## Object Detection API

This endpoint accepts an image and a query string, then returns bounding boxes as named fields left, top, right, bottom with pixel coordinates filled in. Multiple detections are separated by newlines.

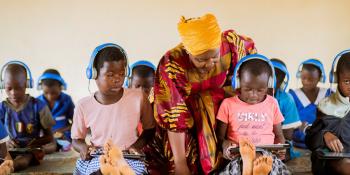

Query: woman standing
left=148, top=13, right=256, bottom=174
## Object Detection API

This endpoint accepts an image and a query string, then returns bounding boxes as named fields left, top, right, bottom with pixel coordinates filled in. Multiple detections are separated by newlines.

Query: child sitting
left=289, top=58, right=332, bottom=148
left=71, top=43, right=155, bottom=175
left=216, top=54, right=290, bottom=175
left=128, top=60, right=156, bottom=135
left=0, top=121, right=13, bottom=175
left=37, top=69, right=75, bottom=151
left=0, top=61, right=56, bottom=171
left=306, top=50, right=350, bottom=175
left=271, top=58, right=301, bottom=141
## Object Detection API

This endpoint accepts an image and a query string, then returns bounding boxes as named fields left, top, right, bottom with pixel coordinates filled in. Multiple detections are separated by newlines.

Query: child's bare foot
left=239, top=138, right=256, bottom=175
left=100, top=140, right=134, bottom=175
left=0, top=160, right=14, bottom=175
left=253, top=156, right=273, bottom=175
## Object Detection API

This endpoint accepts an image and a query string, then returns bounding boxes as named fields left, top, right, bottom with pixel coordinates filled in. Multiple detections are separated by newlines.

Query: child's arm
left=0, top=143, right=7, bottom=160
left=216, top=120, right=228, bottom=152
left=72, top=139, right=92, bottom=160
left=129, top=93, right=155, bottom=151
left=273, top=123, right=285, bottom=144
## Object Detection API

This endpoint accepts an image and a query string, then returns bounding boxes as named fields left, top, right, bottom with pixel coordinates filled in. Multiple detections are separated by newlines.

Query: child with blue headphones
left=127, top=60, right=156, bottom=135
left=289, top=58, right=332, bottom=148
left=271, top=58, right=302, bottom=161
left=306, top=50, right=350, bottom=175
left=71, top=43, right=155, bottom=175
left=271, top=58, right=301, bottom=140
left=216, top=54, right=290, bottom=175
left=37, top=69, right=75, bottom=151
left=0, top=61, right=56, bottom=171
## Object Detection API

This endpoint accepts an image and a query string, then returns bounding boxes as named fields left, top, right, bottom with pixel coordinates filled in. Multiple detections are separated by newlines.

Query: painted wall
left=0, top=0, right=349, bottom=101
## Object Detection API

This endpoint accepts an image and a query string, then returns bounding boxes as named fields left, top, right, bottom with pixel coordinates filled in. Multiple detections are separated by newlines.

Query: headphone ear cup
left=91, top=68, right=97, bottom=79
left=235, top=76, right=240, bottom=89
left=296, top=71, right=301, bottom=79
left=0, top=81, right=4, bottom=89
left=26, top=79, right=33, bottom=88
left=333, top=72, right=338, bottom=83
left=268, top=77, right=273, bottom=88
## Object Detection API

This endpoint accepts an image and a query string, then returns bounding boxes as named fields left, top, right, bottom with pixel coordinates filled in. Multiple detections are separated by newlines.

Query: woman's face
left=189, top=48, right=220, bottom=74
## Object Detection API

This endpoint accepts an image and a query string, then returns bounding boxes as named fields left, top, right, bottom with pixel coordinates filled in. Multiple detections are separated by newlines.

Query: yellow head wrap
left=177, top=13, right=221, bottom=56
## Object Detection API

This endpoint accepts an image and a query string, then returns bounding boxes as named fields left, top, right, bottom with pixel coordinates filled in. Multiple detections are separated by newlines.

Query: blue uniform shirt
left=275, top=89, right=302, bottom=129
left=0, top=121, right=9, bottom=144
left=38, top=92, right=74, bottom=140
left=0, top=95, right=55, bottom=147
left=289, top=88, right=332, bottom=148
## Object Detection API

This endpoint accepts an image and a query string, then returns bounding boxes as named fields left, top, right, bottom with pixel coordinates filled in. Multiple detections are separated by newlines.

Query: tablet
left=229, top=144, right=290, bottom=154
left=316, top=149, right=350, bottom=159
left=8, top=147, right=42, bottom=153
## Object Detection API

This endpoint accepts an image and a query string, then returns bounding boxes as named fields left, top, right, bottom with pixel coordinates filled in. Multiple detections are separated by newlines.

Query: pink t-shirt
left=71, top=88, right=143, bottom=149
left=217, top=95, right=284, bottom=145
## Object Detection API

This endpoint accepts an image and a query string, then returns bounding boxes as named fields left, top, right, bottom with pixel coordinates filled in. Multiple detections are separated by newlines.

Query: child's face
left=338, top=71, right=350, bottom=98
left=274, top=68, right=285, bottom=90
left=130, top=74, right=154, bottom=96
left=300, top=69, right=320, bottom=90
left=96, top=60, right=126, bottom=95
left=42, top=84, right=61, bottom=103
left=239, top=71, right=269, bottom=104
left=4, top=74, right=27, bottom=106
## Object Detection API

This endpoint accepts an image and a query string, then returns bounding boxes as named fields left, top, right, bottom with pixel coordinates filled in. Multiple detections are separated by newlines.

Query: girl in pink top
left=216, top=54, right=290, bottom=175
left=71, top=43, right=155, bottom=175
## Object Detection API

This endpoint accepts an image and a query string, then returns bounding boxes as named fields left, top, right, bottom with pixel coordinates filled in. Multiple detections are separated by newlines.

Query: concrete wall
left=0, top=0, right=349, bottom=101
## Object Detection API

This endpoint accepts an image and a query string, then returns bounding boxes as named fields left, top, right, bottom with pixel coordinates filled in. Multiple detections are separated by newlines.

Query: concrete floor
left=12, top=148, right=313, bottom=174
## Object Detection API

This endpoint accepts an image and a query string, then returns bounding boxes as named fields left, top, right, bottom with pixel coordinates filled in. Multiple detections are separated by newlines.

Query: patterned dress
left=146, top=30, right=256, bottom=174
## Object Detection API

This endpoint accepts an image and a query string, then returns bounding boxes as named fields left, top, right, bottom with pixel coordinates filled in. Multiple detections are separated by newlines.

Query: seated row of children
left=0, top=43, right=348, bottom=174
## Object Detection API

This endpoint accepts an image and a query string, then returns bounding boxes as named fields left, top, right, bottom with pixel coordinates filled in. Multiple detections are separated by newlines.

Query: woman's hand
left=324, top=132, right=343, bottom=153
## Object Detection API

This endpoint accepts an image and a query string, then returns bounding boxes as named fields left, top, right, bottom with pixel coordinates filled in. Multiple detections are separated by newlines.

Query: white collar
left=294, top=88, right=328, bottom=107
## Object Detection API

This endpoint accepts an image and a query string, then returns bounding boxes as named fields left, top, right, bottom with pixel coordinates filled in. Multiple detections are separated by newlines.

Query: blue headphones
left=296, top=59, right=326, bottom=83
left=86, top=43, right=129, bottom=80
left=232, top=54, right=276, bottom=89
left=125, top=60, right=156, bottom=87
left=271, top=60, right=290, bottom=91
left=0, top=60, right=33, bottom=89
left=37, top=73, right=67, bottom=90
left=329, top=49, right=350, bottom=84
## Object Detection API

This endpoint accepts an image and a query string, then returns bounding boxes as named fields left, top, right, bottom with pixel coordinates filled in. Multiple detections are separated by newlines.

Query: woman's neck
left=94, top=89, right=124, bottom=105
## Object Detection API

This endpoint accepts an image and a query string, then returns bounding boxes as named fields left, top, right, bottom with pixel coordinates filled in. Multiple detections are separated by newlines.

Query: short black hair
left=239, top=59, right=272, bottom=78
left=93, top=47, right=127, bottom=77
left=41, top=69, right=61, bottom=87
left=4, top=64, right=27, bottom=80
left=132, top=65, right=155, bottom=78
left=302, top=60, right=322, bottom=78
left=336, top=52, right=350, bottom=75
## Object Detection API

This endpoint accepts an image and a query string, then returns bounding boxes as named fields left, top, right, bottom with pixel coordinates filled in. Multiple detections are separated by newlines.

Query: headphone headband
left=296, top=58, right=326, bottom=83
left=37, top=73, right=67, bottom=90
left=86, top=43, right=129, bottom=80
left=232, top=54, right=276, bottom=89
left=0, top=60, right=33, bottom=89
left=329, top=49, right=350, bottom=83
